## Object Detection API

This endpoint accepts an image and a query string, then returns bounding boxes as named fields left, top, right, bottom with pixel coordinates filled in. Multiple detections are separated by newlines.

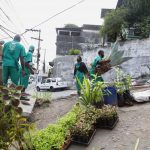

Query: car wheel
left=50, top=86, right=53, bottom=92
left=36, top=86, right=40, bottom=91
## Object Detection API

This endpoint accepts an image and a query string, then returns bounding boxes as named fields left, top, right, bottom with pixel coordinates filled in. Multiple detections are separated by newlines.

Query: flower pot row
left=70, top=117, right=119, bottom=146
left=31, top=105, right=119, bottom=150
left=95, top=116, right=119, bottom=129
left=70, top=105, right=119, bottom=146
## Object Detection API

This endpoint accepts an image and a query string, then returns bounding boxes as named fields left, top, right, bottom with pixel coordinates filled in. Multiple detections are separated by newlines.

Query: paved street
left=26, top=82, right=77, bottom=100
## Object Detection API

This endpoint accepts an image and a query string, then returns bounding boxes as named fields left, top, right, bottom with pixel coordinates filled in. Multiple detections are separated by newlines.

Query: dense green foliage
left=0, top=85, right=33, bottom=150
left=101, top=8, right=128, bottom=42
left=31, top=124, right=70, bottom=150
left=68, top=48, right=81, bottom=55
left=123, top=0, right=150, bottom=23
left=101, top=0, right=150, bottom=41
left=77, top=77, right=106, bottom=106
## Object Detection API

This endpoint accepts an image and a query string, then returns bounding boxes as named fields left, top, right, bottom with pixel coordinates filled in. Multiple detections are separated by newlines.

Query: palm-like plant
left=77, top=76, right=106, bottom=107
left=109, top=41, right=132, bottom=67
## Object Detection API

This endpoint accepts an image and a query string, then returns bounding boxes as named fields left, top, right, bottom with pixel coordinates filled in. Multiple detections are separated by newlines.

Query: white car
left=36, top=78, right=69, bottom=91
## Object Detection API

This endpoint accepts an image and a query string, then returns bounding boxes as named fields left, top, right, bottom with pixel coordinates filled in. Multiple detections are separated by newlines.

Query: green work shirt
left=2, top=40, right=25, bottom=67
left=90, top=55, right=102, bottom=75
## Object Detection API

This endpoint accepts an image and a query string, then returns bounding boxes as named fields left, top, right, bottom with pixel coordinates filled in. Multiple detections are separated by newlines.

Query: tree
left=101, top=0, right=150, bottom=42
left=140, top=16, right=150, bottom=38
left=101, top=8, right=128, bottom=42
left=123, top=0, right=150, bottom=24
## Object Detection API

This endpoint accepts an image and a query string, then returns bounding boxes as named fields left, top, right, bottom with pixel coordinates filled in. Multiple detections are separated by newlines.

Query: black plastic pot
left=106, top=117, right=115, bottom=126
left=96, top=116, right=119, bottom=129
left=123, top=90, right=135, bottom=102
left=117, top=93, right=125, bottom=107
left=71, top=129, right=96, bottom=145
left=96, top=118, right=107, bottom=127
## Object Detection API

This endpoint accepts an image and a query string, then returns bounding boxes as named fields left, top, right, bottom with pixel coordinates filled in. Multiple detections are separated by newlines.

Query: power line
left=0, top=25, right=17, bottom=34
left=0, top=7, right=12, bottom=22
left=21, top=0, right=85, bottom=35
left=0, top=27, right=13, bottom=39
left=0, top=5, right=29, bottom=47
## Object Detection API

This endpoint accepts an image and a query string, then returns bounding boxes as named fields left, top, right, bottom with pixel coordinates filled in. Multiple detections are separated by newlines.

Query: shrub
left=68, top=49, right=81, bottom=55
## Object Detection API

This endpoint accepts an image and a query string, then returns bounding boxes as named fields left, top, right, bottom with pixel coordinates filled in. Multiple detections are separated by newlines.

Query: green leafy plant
left=101, top=105, right=118, bottom=119
left=31, top=124, right=70, bottom=150
left=30, top=104, right=83, bottom=150
left=114, top=67, right=132, bottom=93
left=57, top=109, right=78, bottom=131
left=71, top=121, right=94, bottom=137
left=32, top=92, right=52, bottom=106
left=68, top=48, right=81, bottom=55
left=77, top=76, right=106, bottom=107
left=0, top=84, right=33, bottom=150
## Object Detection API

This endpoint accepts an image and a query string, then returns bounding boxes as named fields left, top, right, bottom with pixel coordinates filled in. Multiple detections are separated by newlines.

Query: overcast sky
left=0, top=0, right=117, bottom=67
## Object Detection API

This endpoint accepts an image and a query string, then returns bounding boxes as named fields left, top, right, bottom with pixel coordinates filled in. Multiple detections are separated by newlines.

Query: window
left=51, top=79, right=56, bottom=82
left=46, top=79, right=51, bottom=83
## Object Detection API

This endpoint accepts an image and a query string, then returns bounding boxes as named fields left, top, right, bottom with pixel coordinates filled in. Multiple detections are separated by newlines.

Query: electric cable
left=0, top=27, right=13, bottom=38
left=0, top=25, right=17, bottom=34
left=21, top=0, right=85, bottom=35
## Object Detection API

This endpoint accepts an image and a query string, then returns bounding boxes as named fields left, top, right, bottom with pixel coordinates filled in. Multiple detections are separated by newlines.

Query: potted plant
left=95, top=105, right=118, bottom=129
left=122, top=75, right=134, bottom=105
left=71, top=120, right=96, bottom=145
left=31, top=124, right=71, bottom=150
left=77, top=77, right=106, bottom=108
left=115, top=81, right=125, bottom=107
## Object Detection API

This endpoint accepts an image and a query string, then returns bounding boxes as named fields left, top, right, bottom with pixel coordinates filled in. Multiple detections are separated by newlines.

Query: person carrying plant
left=90, top=50, right=105, bottom=82
left=19, top=45, right=35, bottom=98
left=90, top=50, right=111, bottom=82
left=74, top=56, right=89, bottom=96
left=2, top=35, right=25, bottom=85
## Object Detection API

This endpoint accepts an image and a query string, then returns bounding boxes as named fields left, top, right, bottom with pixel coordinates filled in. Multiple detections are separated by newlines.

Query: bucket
left=103, top=86, right=118, bottom=106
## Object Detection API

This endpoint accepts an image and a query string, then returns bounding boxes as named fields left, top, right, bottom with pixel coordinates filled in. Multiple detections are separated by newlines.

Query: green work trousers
left=2, top=66, right=19, bottom=85
left=20, top=74, right=29, bottom=89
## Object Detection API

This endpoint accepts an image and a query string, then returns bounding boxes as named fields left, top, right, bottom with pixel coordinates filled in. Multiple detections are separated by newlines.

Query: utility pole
left=43, top=49, right=46, bottom=73
left=26, top=29, right=43, bottom=71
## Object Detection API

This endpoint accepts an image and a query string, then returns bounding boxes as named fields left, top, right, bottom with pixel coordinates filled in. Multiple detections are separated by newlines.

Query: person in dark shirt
left=74, top=56, right=89, bottom=95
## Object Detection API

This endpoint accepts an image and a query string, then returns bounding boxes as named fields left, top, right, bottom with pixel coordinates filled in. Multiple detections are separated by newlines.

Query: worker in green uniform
left=74, top=56, right=89, bottom=95
left=90, top=50, right=104, bottom=82
left=20, top=45, right=35, bottom=94
left=2, top=35, right=25, bottom=85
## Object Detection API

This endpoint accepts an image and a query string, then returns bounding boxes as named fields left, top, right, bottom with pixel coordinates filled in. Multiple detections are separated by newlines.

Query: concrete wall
left=52, top=55, right=76, bottom=81
left=102, top=38, right=150, bottom=81
left=53, top=38, right=150, bottom=83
